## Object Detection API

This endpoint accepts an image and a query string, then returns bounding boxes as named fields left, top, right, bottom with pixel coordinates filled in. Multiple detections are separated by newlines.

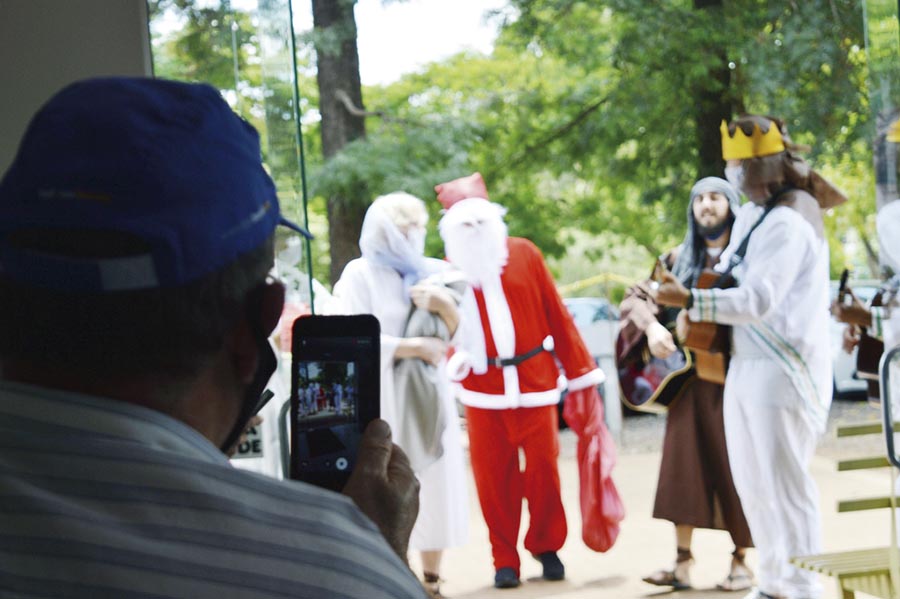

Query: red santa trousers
left=465, top=404, right=567, bottom=574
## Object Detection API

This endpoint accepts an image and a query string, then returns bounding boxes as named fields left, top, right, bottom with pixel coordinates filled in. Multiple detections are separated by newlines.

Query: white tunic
left=689, top=201, right=831, bottom=599
left=332, top=257, right=469, bottom=551
left=690, top=202, right=833, bottom=432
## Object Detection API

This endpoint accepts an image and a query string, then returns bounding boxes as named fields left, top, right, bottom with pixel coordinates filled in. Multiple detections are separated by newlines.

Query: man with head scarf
left=435, top=173, right=617, bottom=589
left=658, top=115, right=847, bottom=599
left=620, top=177, right=753, bottom=592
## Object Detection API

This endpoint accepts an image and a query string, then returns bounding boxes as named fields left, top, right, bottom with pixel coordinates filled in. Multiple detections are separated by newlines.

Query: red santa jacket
left=456, top=237, right=604, bottom=409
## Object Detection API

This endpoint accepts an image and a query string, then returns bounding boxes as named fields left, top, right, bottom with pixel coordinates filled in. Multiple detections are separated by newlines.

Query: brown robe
left=619, top=255, right=753, bottom=547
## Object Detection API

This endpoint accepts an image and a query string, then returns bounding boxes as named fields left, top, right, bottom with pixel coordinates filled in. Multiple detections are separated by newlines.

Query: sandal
left=423, top=571, right=444, bottom=598
left=716, top=550, right=754, bottom=592
left=642, top=547, right=693, bottom=590
left=642, top=569, right=692, bottom=590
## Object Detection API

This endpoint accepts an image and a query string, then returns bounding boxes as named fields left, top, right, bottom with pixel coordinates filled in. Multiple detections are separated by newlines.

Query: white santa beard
left=443, top=218, right=509, bottom=288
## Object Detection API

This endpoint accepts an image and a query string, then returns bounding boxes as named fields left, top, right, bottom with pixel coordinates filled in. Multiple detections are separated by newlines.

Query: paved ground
left=420, top=398, right=892, bottom=598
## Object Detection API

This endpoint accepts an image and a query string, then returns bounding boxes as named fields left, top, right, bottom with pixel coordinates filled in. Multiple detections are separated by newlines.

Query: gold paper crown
left=720, top=120, right=786, bottom=160
left=887, top=119, right=900, bottom=143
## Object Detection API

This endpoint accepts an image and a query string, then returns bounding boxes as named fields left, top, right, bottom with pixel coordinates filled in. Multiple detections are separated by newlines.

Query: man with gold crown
left=657, top=115, right=847, bottom=599
left=434, top=173, right=618, bottom=589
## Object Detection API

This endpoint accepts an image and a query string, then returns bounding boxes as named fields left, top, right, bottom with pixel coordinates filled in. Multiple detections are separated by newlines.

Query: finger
left=354, top=419, right=393, bottom=478
left=662, top=271, right=678, bottom=284
left=386, top=443, right=420, bottom=490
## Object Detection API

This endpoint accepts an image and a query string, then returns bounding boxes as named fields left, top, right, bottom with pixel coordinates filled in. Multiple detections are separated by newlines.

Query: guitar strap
left=714, top=186, right=830, bottom=431
left=713, top=186, right=795, bottom=288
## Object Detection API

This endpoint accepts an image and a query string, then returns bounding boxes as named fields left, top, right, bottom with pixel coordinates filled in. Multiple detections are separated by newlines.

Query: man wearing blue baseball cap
left=0, top=77, right=427, bottom=598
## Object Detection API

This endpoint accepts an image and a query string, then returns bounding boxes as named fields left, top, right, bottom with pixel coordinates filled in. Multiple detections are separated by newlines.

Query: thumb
left=662, top=271, right=678, bottom=284
left=354, top=419, right=393, bottom=477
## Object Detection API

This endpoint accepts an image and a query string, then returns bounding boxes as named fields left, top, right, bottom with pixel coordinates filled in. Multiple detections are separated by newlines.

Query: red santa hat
left=434, top=172, right=489, bottom=209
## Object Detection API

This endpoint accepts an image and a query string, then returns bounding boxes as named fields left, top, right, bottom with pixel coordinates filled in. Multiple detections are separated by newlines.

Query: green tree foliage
left=150, top=0, right=319, bottom=277
left=315, top=0, right=871, bottom=281
left=498, top=0, right=868, bottom=262
left=151, top=0, right=875, bottom=286
left=149, top=0, right=262, bottom=99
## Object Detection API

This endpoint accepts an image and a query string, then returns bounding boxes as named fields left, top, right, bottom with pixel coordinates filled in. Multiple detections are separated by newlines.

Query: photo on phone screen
left=290, top=315, right=379, bottom=491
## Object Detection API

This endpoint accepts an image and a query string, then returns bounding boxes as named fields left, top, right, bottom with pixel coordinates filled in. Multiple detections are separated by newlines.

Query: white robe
left=689, top=202, right=831, bottom=599
left=331, top=257, right=469, bottom=551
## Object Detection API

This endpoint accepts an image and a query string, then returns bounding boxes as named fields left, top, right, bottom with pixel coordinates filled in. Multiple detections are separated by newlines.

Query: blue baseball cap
left=0, top=77, right=311, bottom=291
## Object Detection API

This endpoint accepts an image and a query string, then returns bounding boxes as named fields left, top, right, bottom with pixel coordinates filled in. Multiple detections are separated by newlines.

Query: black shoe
left=536, top=551, right=565, bottom=581
left=494, top=567, right=521, bottom=589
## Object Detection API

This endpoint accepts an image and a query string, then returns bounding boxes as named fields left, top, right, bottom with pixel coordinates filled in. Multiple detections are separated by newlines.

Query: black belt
left=489, top=342, right=548, bottom=368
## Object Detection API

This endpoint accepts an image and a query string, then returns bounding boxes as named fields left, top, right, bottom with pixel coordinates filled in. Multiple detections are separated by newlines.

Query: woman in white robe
left=331, top=192, right=468, bottom=596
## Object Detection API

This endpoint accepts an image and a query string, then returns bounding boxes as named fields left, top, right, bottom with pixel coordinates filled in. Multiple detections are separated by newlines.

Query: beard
left=695, top=213, right=734, bottom=240
left=441, top=204, right=509, bottom=288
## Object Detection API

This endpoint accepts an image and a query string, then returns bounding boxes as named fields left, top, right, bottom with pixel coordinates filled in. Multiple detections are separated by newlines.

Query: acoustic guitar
left=682, top=269, right=734, bottom=385
left=616, top=258, right=696, bottom=413
left=616, top=330, right=694, bottom=413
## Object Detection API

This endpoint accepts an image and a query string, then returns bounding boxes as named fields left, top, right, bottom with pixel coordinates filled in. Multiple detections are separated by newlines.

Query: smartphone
left=290, top=314, right=380, bottom=491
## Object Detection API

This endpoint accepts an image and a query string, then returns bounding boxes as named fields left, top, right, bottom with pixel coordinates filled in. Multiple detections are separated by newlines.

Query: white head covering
left=358, top=192, right=429, bottom=290
left=670, top=177, right=742, bottom=286
left=878, top=200, right=900, bottom=273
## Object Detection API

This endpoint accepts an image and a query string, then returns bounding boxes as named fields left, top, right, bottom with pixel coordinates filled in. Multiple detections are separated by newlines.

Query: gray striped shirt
left=0, top=381, right=427, bottom=599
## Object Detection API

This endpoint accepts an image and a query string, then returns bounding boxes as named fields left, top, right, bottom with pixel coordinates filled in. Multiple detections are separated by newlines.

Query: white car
left=558, top=297, right=620, bottom=426
left=830, top=281, right=880, bottom=399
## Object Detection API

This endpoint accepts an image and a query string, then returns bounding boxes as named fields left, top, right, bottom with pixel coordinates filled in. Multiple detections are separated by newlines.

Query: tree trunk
left=311, top=0, right=366, bottom=285
left=692, top=0, right=732, bottom=179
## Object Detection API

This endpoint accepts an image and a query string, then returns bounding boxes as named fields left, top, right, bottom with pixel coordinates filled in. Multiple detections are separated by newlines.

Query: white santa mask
left=439, top=198, right=509, bottom=288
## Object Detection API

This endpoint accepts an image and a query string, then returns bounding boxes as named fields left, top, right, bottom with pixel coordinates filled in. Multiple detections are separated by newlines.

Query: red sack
left=562, top=386, right=625, bottom=552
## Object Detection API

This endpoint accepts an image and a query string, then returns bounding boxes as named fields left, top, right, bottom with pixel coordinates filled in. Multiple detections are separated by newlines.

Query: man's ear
left=228, top=280, right=285, bottom=385
left=258, top=280, right=286, bottom=337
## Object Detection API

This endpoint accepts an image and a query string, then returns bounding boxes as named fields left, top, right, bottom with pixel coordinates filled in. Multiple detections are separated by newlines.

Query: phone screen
left=290, top=316, right=379, bottom=491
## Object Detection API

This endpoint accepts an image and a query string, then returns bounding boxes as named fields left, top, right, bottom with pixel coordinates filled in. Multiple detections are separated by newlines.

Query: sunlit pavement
left=420, top=425, right=890, bottom=599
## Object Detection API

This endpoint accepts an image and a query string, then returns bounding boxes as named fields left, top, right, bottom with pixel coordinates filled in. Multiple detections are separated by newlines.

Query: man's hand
left=410, top=284, right=460, bottom=336
left=343, top=420, right=420, bottom=561
left=413, top=336, right=449, bottom=366
left=831, top=288, right=872, bottom=328
left=394, top=336, right=449, bottom=365
left=656, top=272, right=691, bottom=308
left=410, top=284, right=455, bottom=315
left=842, top=324, right=861, bottom=355
left=646, top=321, right=676, bottom=359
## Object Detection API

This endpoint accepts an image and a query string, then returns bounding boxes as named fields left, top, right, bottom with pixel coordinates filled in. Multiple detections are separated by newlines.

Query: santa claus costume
left=436, top=173, right=605, bottom=588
